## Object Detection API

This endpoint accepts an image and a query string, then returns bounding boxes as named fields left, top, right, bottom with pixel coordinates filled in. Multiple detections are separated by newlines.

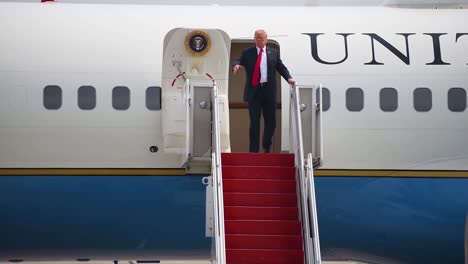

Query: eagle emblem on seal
left=185, top=30, right=211, bottom=57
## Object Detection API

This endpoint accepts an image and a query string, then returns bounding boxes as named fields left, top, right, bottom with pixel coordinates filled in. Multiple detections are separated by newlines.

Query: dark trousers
left=248, top=84, right=276, bottom=153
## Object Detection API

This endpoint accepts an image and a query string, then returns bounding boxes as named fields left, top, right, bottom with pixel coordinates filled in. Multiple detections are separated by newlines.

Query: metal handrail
left=290, top=84, right=305, bottom=179
left=289, top=84, right=310, bottom=263
left=306, top=153, right=322, bottom=264
left=289, top=84, right=321, bottom=264
left=211, top=81, right=226, bottom=264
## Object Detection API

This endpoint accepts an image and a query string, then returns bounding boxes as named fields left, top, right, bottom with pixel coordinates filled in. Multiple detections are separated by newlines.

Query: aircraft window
left=448, top=88, right=467, bottom=112
left=380, top=88, right=398, bottom=112
left=414, top=88, right=432, bottom=112
left=113, top=86, right=130, bottom=110
left=43, top=85, right=62, bottom=110
left=78, top=86, right=96, bottom=110
left=346, top=87, right=364, bottom=112
left=146, top=86, right=162, bottom=110
left=316, top=87, right=330, bottom=111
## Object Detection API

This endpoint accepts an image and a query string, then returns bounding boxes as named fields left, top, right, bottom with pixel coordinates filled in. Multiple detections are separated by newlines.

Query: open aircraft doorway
left=229, top=38, right=282, bottom=153
left=229, top=40, right=282, bottom=153
left=161, top=28, right=231, bottom=168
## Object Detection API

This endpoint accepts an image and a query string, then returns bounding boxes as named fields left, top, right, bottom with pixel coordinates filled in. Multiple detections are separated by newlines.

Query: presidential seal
left=185, top=30, right=211, bottom=57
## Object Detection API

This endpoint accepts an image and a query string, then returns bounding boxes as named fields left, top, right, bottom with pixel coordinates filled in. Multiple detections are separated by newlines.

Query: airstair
left=205, top=83, right=323, bottom=264
left=159, top=27, right=324, bottom=264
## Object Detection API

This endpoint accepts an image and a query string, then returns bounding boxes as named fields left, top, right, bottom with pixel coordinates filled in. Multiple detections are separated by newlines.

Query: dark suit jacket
left=235, top=46, right=292, bottom=103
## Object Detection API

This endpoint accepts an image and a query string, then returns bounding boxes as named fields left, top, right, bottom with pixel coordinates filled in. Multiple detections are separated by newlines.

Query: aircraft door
left=161, top=28, right=231, bottom=165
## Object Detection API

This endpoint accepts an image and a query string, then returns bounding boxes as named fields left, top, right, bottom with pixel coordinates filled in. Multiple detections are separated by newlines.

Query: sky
left=0, top=0, right=467, bottom=6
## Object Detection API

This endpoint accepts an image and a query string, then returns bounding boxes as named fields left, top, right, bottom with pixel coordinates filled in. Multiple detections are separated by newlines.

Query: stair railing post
left=211, top=81, right=226, bottom=264
left=311, top=83, right=323, bottom=168
left=316, top=84, right=323, bottom=167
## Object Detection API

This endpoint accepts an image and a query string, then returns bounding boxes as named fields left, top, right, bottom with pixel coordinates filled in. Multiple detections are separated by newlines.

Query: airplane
left=0, top=1, right=467, bottom=264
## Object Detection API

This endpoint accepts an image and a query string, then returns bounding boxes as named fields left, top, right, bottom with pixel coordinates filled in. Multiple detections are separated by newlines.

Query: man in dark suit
left=233, top=29, right=295, bottom=153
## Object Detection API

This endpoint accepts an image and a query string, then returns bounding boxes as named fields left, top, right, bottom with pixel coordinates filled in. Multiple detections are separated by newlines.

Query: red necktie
left=251, top=48, right=263, bottom=87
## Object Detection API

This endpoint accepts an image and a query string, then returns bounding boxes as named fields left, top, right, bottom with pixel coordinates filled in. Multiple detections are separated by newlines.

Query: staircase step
left=221, top=152, right=304, bottom=263
left=225, top=206, right=298, bottom=220
left=226, top=234, right=303, bottom=250
left=226, top=249, right=304, bottom=264
left=222, top=152, right=294, bottom=167
left=225, top=220, right=301, bottom=235
left=224, top=193, right=297, bottom=207
left=223, top=179, right=296, bottom=193
left=223, top=166, right=295, bottom=180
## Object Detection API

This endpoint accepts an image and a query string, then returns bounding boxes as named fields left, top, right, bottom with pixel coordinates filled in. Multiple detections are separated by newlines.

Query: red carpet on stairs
left=221, top=152, right=304, bottom=264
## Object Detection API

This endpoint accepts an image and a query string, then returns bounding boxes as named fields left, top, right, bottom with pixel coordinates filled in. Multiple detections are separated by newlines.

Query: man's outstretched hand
left=233, top=65, right=241, bottom=74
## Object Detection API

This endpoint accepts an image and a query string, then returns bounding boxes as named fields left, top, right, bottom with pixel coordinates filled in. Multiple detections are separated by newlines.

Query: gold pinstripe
left=315, top=169, right=468, bottom=178
left=0, top=168, right=186, bottom=176
left=0, top=168, right=467, bottom=177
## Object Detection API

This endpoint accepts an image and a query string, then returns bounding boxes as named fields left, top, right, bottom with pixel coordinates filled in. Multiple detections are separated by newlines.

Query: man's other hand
left=288, top=78, right=296, bottom=85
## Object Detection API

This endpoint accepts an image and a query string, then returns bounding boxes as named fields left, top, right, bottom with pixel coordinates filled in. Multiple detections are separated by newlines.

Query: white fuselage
left=0, top=2, right=467, bottom=170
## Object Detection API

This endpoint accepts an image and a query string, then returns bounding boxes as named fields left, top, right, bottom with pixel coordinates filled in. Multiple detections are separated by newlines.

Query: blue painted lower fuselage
left=0, top=175, right=466, bottom=264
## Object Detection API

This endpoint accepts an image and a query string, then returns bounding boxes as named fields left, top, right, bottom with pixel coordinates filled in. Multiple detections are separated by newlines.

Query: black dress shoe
left=264, top=149, right=270, bottom=153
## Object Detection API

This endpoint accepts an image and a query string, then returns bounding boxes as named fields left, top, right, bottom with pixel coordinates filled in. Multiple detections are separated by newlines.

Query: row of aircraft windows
left=43, top=85, right=162, bottom=110
left=317, top=87, right=467, bottom=112
left=43, top=85, right=467, bottom=113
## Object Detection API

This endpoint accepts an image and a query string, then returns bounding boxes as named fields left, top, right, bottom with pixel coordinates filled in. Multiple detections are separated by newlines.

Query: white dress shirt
left=256, top=46, right=268, bottom=83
